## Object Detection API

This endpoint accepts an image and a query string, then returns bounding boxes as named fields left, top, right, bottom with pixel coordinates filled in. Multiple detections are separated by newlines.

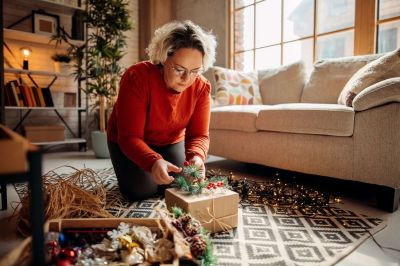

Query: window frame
left=229, top=0, right=400, bottom=70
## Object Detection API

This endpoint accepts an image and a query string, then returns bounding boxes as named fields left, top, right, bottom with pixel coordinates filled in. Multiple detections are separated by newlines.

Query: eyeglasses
left=169, top=62, right=203, bottom=79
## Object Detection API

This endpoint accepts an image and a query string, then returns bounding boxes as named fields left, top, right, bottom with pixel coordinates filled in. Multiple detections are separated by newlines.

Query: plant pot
left=91, top=131, right=110, bottom=158
left=54, top=62, right=71, bottom=75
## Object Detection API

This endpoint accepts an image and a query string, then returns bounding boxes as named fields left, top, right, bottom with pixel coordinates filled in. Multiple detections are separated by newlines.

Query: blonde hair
left=146, top=20, right=217, bottom=71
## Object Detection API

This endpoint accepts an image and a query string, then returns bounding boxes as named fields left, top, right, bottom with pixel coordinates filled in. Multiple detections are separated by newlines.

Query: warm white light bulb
left=22, top=49, right=30, bottom=59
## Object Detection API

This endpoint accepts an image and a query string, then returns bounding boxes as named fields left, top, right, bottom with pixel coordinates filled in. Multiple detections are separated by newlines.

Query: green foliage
left=50, top=0, right=132, bottom=100
left=176, top=176, right=190, bottom=192
left=51, top=0, right=132, bottom=131
left=200, top=238, right=218, bottom=266
left=171, top=206, right=184, bottom=218
left=169, top=208, right=217, bottom=265
left=50, top=26, right=86, bottom=81
left=175, top=164, right=210, bottom=195
left=199, top=226, right=209, bottom=236
left=85, top=0, right=132, bottom=99
left=51, top=53, right=71, bottom=63
left=183, top=164, right=202, bottom=179
left=190, top=181, right=209, bottom=195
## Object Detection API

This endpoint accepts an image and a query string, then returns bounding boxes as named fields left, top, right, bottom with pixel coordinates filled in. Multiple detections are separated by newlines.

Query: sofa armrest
left=352, top=77, right=400, bottom=111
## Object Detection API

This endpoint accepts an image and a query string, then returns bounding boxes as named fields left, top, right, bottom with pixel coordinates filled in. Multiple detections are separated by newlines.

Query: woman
left=107, top=20, right=217, bottom=201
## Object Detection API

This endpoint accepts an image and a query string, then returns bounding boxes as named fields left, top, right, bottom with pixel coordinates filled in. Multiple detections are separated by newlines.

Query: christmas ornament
left=175, top=163, right=208, bottom=194
left=170, top=207, right=217, bottom=265
left=175, top=163, right=229, bottom=195
left=189, top=235, right=207, bottom=258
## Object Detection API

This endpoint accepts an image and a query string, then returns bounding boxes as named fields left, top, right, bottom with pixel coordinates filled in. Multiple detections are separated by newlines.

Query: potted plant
left=51, top=25, right=86, bottom=81
left=51, top=0, right=131, bottom=158
left=51, top=53, right=72, bottom=74
left=85, top=0, right=131, bottom=158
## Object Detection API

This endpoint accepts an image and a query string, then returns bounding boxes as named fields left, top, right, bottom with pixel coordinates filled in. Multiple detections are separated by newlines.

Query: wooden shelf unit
left=4, top=67, right=72, bottom=77
left=32, top=137, right=86, bottom=146
left=9, top=0, right=85, bottom=15
left=3, top=28, right=85, bottom=48
left=2, top=0, right=88, bottom=151
left=39, top=0, right=85, bottom=13
left=3, top=68, right=88, bottom=150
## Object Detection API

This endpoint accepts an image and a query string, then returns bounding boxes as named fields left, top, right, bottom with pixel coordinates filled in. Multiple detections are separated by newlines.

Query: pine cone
left=171, top=219, right=183, bottom=232
left=190, top=235, right=207, bottom=258
left=184, top=225, right=199, bottom=237
left=179, top=215, right=192, bottom=227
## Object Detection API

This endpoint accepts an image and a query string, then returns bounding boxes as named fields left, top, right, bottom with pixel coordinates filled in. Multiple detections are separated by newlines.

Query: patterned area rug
left=16, top=167, right=387, bottom=266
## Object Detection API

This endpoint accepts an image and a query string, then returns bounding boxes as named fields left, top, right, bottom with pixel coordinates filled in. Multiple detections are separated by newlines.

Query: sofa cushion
left=256, top=103, right=355, bottom=136
left=211, top=66, right=262, bottom=106
left=210, top=105, right=268, bottom=132
left=338, top=48, right=400, bottom=106
left=301, top=54, right=381, bottom=104
left=352, top=77, right=400, bottom=111
left=258, top=61, right=306, bottom=105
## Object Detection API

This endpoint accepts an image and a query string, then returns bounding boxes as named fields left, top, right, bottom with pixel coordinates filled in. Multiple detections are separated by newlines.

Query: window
left=231, top=0, right=400, bottom=71
left=377, top=0, right=400, bottom=53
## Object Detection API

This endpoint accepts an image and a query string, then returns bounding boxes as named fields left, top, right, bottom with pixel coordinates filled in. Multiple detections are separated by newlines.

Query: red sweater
left=107, top=61, right=211, bottom=172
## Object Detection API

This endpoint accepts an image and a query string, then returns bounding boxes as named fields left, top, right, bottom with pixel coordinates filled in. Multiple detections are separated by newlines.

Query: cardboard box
left=23, top=125, right=65, bottom=142
left=165, top=188, right=239, bottom=233
left=47, top=218, right=180, bottom=266
left=0, top=218, right=180, bottom=266
left=0, top=125, right=31, bottom=174
left=47, top=218, right=164, bottom=233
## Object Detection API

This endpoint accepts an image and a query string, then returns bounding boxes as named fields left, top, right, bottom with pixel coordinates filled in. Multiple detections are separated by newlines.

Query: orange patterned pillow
left=212, top=67, right=262, bottom=106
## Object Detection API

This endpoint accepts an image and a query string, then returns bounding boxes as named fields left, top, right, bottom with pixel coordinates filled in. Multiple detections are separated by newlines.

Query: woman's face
left=163, top=48, right=203, bottom=93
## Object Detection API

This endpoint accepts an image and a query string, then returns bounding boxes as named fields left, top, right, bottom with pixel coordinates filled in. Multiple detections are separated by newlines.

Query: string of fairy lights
left=206, top=169, right=342, bottom=214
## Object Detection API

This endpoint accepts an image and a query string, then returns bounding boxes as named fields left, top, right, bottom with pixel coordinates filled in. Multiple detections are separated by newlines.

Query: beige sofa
left=209, top=53, right=400, bottom=212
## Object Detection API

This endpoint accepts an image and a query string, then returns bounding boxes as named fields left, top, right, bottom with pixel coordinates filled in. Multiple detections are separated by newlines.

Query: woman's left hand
left=189, top=155, right=205, bottom=181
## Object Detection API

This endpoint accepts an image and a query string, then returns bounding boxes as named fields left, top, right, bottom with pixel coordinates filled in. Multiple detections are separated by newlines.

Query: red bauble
left=56, top=258, right=72, bottom=266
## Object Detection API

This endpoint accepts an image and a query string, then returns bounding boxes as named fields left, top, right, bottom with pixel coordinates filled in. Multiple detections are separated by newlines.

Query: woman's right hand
left=151, top=159, right=182, bottom=185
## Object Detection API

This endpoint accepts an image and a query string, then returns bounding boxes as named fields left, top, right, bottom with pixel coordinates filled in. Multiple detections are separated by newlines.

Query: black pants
left=107, top=140, right=185, bottom=201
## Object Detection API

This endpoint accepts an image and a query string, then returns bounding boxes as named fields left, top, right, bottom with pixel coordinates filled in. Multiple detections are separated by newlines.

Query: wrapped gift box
left=165, top=188, right=239, bottom=233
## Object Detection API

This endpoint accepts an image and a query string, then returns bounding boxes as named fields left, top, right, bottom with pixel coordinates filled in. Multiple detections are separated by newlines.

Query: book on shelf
left=31, top=87, right=42, bottom=107
left=3, top=83, right=12, bottom=106
left=20, top=85, right=33, bottom=107
left=28, top=86, right=38, bottom=107
left=6, top=80, right=24, bottom=107
left=8, top=81, right=20, bottom=106
left=41, top=87, right=54, bottom=107
left=3, top=81, right=17, bottom=106
left=17, top=85, right=27, bottom=107
left=14, top=84, right=25, bottom=107
left=34, top=87, right=47, bottom=107
left=3, top=80, right=20, bottom=107
left=3, top=82, right=55, bottom=108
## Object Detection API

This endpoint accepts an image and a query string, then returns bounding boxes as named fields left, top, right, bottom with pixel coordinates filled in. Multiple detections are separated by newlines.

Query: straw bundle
left=16, top=166, right=114, bottom=236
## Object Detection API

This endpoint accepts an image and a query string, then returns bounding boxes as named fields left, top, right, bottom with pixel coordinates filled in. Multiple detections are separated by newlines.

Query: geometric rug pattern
left=211, top=204, right=386, bottom=266
left=15, top=167, right=387, bottom=266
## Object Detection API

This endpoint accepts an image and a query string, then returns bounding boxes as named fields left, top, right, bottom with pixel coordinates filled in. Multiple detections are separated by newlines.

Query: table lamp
left=20, top=47, right=32, bottom=70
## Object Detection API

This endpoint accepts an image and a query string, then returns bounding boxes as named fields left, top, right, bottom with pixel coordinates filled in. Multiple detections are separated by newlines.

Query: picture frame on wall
left=32, top=10, right=60, bottom=36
